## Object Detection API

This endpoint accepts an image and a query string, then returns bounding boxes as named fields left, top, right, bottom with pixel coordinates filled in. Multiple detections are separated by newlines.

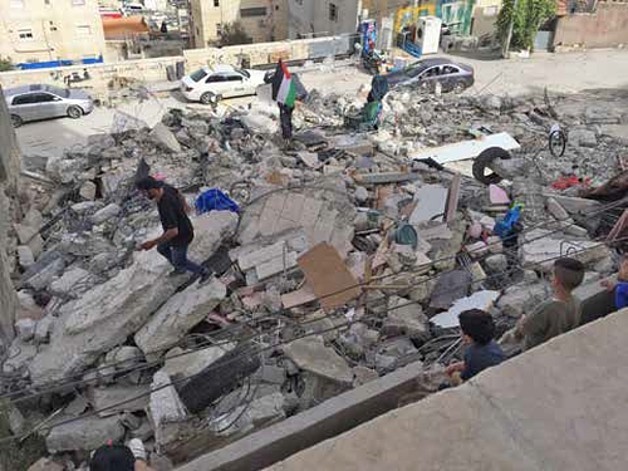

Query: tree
left=496, top=0, right=556, bottom=52
left=217, top=21, right=253, bottom=47
left=0, top=57, right=13, bottom=72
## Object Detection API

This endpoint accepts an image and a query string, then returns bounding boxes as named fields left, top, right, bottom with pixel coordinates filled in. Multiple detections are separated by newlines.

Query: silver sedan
left=4, top=84, right=94, bottom=127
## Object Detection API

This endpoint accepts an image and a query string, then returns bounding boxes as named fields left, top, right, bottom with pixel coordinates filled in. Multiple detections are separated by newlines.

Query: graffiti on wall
left=394, top=0, right=476, bottom=36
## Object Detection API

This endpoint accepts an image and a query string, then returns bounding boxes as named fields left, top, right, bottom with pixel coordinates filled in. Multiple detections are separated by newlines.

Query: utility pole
left=501, top=0, right=518, bottom=58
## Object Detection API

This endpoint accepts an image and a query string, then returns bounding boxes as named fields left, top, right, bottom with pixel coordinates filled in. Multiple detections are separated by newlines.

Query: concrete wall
left=0, top=35, right=355, bottom=100
left=554, top=2, right=628, bottom=49
left=268, top=308, right=628, bottom=471
left=0, top=0, right=106, bottom=66
left=0, top=85, right=19, bottom=347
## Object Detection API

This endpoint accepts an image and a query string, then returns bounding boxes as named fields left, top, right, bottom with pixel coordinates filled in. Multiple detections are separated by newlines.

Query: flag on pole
left=271, top=60, right=297, bottom=108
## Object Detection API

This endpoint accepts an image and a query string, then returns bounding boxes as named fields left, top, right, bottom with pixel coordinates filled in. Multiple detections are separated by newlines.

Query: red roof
left=102, top=16, right=149, bottom=40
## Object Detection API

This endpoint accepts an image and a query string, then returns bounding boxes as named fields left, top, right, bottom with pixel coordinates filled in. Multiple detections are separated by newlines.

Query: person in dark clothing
left=445, top=309, right=505, bottom=385
left=136, top=177, right=211, bottom=282
left=278, top=102, right=294, bottom=140
left=90, top=439, right=154, bottom=471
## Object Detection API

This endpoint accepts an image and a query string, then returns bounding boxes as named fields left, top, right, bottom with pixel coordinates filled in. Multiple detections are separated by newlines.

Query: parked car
left=386, top=57, right=474, bottom=94
left=180, top=65, right=267, bottom=104
left=4, top=84, right=94, bottom=127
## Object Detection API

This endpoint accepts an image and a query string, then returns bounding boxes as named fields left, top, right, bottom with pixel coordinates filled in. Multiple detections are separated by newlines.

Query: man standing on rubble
left=136, top=176, right=212, bottom=283
left=268, top=59, right=297, bottom=141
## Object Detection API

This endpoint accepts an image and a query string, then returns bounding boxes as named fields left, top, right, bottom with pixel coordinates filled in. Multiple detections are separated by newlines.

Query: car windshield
left=235, top=68, right=250, bottom=78
left=190, top=69, right=208, bottom=82
left=404, top=62, right=429, bottom=76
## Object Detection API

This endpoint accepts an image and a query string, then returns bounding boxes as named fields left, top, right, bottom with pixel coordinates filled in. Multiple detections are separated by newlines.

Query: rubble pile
left=3, top=83, right=627, bottom=469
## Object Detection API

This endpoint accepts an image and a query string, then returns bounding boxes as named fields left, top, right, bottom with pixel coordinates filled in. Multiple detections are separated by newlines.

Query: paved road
left=14, top=49, right=628, bottom=160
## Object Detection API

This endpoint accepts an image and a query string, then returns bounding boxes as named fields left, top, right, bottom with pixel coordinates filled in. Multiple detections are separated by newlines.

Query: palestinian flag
left=271, top=60, right=297, bottom=108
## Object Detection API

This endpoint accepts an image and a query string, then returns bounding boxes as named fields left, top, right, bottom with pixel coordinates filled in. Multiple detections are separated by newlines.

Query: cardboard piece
left=297, top=243, right=362, bottom=311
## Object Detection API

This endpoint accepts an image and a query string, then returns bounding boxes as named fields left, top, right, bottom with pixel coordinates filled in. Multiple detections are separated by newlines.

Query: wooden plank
left=281, top=284, right=317, bottom=309
left=297, top=243, right=362, bottom=312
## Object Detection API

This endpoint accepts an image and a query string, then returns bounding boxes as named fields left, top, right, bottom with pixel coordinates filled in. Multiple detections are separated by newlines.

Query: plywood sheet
left=297, top=243, right=362, bottom=312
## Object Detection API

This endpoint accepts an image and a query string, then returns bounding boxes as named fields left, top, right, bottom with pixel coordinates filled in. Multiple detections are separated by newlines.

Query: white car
left=180, top=65, right=267, bottom=104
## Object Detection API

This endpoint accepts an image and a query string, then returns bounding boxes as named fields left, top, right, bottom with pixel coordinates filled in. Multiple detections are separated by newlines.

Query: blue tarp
left=195, top=189, right=240, bottom=215
left=17, top=55, right=103, bottom=70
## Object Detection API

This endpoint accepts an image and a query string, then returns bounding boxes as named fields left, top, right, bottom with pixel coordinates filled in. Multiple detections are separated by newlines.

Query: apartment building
left=189, top=0, right=288, bottom=49
left=0, top=0, right=106, bottom=68
left=287, top=0, right=362, bottom=38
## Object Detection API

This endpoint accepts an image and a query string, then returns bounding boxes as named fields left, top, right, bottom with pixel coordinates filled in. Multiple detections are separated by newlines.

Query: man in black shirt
left=136, top=177, right=211, bottom=282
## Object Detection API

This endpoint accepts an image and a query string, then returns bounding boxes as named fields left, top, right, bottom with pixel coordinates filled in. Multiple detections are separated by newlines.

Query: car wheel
left=452, top=81, right=466, bottom=94
left=200, top=92, right=219, bottom=105
left=10, top=114, right=23, bottom=128
left=67, top=105, right=83, bottom=119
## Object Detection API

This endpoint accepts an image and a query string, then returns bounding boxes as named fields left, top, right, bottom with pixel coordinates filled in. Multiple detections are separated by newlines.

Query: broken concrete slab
left=134, top=278, right=227, bottom=359
left=256, top=251, right=298, bottom=281
left=569, top=128, right=597, bottom=148
left=520, top=230, right=611, bottom=271
left=28, top=212, right=237, bottom=384
left=163, top=343, right=234, bottom=382
left=46, top=415, right=124, bottom=452
left=354, top=172, right=420, bottom=185
left=430, top=271, right=472, bottom=310
left=17, top=245, right=35, bottom=269
left=49, top=267, right=90, bottom=297
left=90, top=203, right=121, bottom=225
left=24, top=257, right=65, bottom=291
left=497, top=283, right=549, bottom=318
left=546, top=197, right=570, bottom=221
left=89, top=385, right=150, bottom=417
left=430, top=290, right=501, bottom=329
left=382, top=296, right=429, bottom=340
left=238, top=182, right=355, bottom=257
left=283, top=336, right=353, bottom=387
left=150, top=122, right=182, bottom=153
left=149, top=370, right=191, bottom=448
left=15, top=318, right=36, bottom=341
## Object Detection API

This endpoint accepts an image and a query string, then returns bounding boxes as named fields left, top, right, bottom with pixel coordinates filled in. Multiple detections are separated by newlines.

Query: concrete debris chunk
left=163, top=343, right=234, bottom=382
left=430, top=291, right=501, bottom=329
left=46, top=415, right=124, bottom=452
left=546, top=197, right=570, bottom=221
left=134, top=277, right=227, bottom=359
left=90, top=203, right=121, bottom=225
left=283, top=335, right=353, bottom=386
left=149, top=371, right=189, bottom=448
left=150, top=122, right=182, bottom=153
left=89, top=384, right=151, bottom=417
left=15, top=318, right=36, bottom=341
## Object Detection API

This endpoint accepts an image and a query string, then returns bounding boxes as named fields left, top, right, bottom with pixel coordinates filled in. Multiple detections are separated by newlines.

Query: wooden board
left=297, top=243, right=362, bottom=312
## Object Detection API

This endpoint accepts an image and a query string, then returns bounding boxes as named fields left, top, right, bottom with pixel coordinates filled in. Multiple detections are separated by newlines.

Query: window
left=240, top=7, right=266, bottom=17
left=189, top=68, right=208, bottom=82
left=72, top=0, right=86, bottom=4
left=206, top=75, right=227, bottom=83
left=10, top=0, right=24, bottom=7
left=329, top=3, right=338, bottom=21
left=18, top=29, right=34, bottom=40
left=32, top=93, right=57, bottom=103
left=76, top=25, right=91, bottom=36
left=225, top=74, right=243, bottom=82
left=442, top=65, right=459, bottom=75
left=213, top=0, right=219, bottom=6
left=13, top=94, right=36, bottom=105
left=216, top=23, right=222, bottom=35
left=45, top=0, right=51, bottom=5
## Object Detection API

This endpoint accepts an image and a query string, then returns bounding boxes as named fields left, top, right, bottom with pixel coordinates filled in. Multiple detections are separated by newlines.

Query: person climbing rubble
left=90, top=438, right=155, bottom=471
left=500, top=257, right=585, bottom=353
left=136, top=176, right=212, bottom=283
left=444, top=309, right=505, bottom=387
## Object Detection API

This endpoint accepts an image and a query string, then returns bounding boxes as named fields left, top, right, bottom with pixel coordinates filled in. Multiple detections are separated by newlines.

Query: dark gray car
left=4, top=84, right=94, bottom=127
left=386, top=57, right=474, bottom=93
